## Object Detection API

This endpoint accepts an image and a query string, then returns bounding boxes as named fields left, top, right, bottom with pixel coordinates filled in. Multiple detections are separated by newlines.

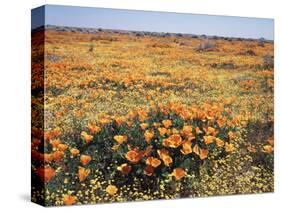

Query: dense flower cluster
left=31, top=28, right=274, bottom=206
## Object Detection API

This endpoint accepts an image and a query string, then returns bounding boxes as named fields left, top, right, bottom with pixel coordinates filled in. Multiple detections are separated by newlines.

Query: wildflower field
left=31, top=26, right=274, bottom=206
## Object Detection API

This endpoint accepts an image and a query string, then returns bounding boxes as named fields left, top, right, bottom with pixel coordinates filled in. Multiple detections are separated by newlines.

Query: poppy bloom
left=125, top=150, right=142, bottom=163
left=195, top=127, right=202, bottom=135
left=216, top=118, right=225, bottom=128
left=137, top=110, right=148, bottom=122
left=70, top=148, right=80, bottom=156
left=44, top=153, right=53, bottom=163
left=63, top=194, right=77, bottom=206
left=204, top=127, right=217, bottom=136
left=267, top=138, right=274, bottom=146
left=203, top=135, right=215, bottom=145
left=158, top=127, right=167, bottom=136
left=106, top=185, right=118, bottom=195
left=181, top=141, right=192, bottom=155
left=78, top=167, right=90, bottom=182
left=52, top=151, right=64, bottom=162
left=170, top=168, right=186, bottom=180
left=225, top=143, right=235, bottom=152
left=144, top=165, right=154, bottom=176
left=228, top=131, right=235, bottom=140
left=157, top=149, right=173, bottom=166
left=140, top=123, right=149, bottom=130
left=87, top=122, right=101, bottom=134
left=117, top=163, right=132, bottom=175
left=199, top=149, right=208, bottom=160
left=144, top=130, right=154, bottom=143
left=215, top=137, right=225, bottom=147
left=58, top=143, right=68, bottom=152
left=163, top=134, right=183, bottom=148
left=80, top=155, right=91, bottom=166
left=193, top=144, right=200, bottom=156
left=162, top=119, right=172, bottom=128
left=81, top=131, right=93, bottom=144
left=182, top=125, right=193, bottom=137
left=36, top=167, right=56, bottom=183
left=263, top=145, right=273, bottom=153
left=146, top=157, right=161, bottom=168
left=50, top=139, right=61, bottom=148
left=114, top=135, right=127, bottom=144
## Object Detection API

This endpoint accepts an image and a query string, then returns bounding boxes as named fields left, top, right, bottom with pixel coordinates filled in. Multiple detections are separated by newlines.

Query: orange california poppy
left=81, top=131, right=93, bottom=144
left=80, top=155, right=92, bottom=166
left=78, top=167, right=90, bottom=182
left=263, top=145, right=273, bottom=153
left=70, top=148, right=80, bottom=156
left=182, top=125, right=193, bottom=137
left=58, top=144, right=68, bottom=152
left=146, top=156, right=161, bottom=168
left=163, top=134, right=183, bottom=148
left=204, top=127, right=217, bottom=136
left=44, top=153, right=53, bottom=163
left=170, top=168, right=186, bottom=180
left=203, top=135, right=215, bottom=145
left=228, top=131, right=235, bottom=140
left=157, top=149, right=173, bottom=166
left=144, top=130, right=154, bottom=143
left=193, top=144, right=200, bottom=156
left=158, top=127, right=167, bottom=136
left=125, top=150, right=142, bottom=163
left=215, top=137, right=225, bottom=147
left=144, top=165, right=154, bottom=176
left=162, top=119, right=172, bottom=128
left=199, top=149, right=209, bottom=160
left=36, top=167, right=56, bottom=183
left=63, top=194, right=77, bottom=206
left=50, top=139, right=61, bottom=148
left=140, top=123, right=149, bottom=130
left=52, top=151, right=64, bottom=162
left=87, top=122, right=101, bottom=134
left=114, top=135, right=127, bottom=144
left=181, top=141, right=192, bottom=155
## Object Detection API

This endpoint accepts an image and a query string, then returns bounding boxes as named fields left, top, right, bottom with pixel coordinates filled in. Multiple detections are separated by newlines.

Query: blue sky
left=32, top=5, right=274, bottom=40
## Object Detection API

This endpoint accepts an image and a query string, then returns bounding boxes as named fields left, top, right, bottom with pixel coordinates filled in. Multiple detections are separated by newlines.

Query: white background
left=0, top=0, right=279, bottom=211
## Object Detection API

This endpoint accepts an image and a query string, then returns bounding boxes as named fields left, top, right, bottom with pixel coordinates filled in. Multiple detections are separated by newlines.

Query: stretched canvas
left=31, top=5, right=274, bottom=207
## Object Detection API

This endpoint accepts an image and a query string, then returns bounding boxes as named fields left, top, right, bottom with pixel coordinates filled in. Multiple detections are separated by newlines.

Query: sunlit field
left=31, top=26, right=274, bottom=206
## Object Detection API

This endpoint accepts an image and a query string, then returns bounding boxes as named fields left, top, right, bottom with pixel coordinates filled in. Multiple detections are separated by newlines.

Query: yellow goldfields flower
left=225, top=143, right=235, bottom=152
left=106, top=185, right=118, bottom=195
